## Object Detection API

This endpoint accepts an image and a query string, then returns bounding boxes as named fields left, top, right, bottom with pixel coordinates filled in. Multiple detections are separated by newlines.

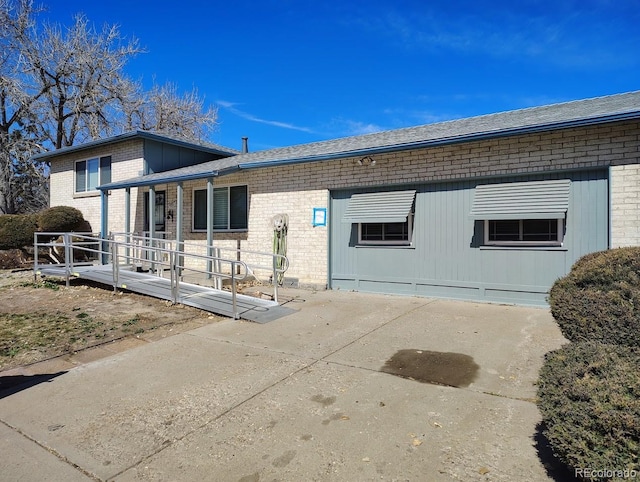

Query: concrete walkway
left=0, top=289, right=568, bottom=481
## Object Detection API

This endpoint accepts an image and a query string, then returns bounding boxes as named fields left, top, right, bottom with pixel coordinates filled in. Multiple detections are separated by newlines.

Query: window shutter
left=469, top=180, right=571, bottom=220
left=342, top=190, right=416, bottom=223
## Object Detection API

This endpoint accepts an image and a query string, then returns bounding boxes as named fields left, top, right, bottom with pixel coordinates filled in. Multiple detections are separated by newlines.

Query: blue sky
left=42, top=0, right=640, bottom=152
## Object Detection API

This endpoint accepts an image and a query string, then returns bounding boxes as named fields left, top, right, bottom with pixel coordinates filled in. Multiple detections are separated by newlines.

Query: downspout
left=326, top=190, right=332, bottom=290
left=608, top=166, right=613, bottom=249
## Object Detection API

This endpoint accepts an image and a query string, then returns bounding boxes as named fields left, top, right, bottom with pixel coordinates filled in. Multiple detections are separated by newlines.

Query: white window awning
left=469, top=179, right=571, bottom=220
left=342, top=190, right=416, bottom=223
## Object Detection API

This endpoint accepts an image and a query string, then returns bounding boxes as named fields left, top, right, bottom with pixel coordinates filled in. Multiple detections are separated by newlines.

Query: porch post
left=100, top=190, right=109, bottom=264
left=207, top=177, right=214, bottom=278
left=149, top=185, right=156, bottom=270
left=124, top=187, right=131, bottom=261
left=176, top=181, right=184, bottom=274
left=148, top=185, right=156, bottom=239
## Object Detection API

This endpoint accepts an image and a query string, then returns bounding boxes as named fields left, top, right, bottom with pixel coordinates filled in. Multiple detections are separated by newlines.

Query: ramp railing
left=34, top=232, right=289, bottom=319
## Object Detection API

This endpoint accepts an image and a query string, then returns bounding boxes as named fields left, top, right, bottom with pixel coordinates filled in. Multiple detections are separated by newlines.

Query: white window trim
left=357, top=213, right=414, bottom=246
left=483, top=218, right=564, bottom=246
left=74, top=154, right=111, bottom=194
left=191, top=184, right=248, bottom=233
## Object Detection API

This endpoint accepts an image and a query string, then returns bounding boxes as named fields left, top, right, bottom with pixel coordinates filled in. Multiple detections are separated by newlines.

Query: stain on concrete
left=238, top=472, right=260, bottom=482
left=322, top=413, right=348, bottom=425
left=380, top=349, right=479, bottom=388
left=272, top=449, right=296, bottom=468
left=310, top=394, right=336, bottom=406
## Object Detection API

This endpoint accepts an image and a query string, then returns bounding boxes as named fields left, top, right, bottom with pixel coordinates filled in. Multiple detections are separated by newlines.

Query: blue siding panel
left=330, top=170, right=608, bottom=306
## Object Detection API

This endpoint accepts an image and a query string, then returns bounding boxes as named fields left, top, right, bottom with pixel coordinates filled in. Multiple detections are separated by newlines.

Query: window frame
left=357, top=212, right=414, bottom=246
left=192, top=184, right=248, bottom=232
left=74, top=155, right=111, bottom=194
left=483, top=218, right=565, bottom=246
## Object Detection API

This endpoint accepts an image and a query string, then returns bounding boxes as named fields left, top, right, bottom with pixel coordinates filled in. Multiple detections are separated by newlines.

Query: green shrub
left=548, top=248, right=640, bottom=347
left=537, top=341, right=640, bottom=479
left=0, top=214, right=38, bottom=250
left=37, top=206, right=86, bottom=233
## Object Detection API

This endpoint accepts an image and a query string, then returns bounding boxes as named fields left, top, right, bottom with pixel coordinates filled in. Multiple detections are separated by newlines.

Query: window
left=342, top=190, right=416, bottom=246
left=193, top=185, right=248, bottom=231
left=485, top=218, right=564, bottom=245
left=358, top=215, right=413, bottom=245
left=75, top=156, right=111, bottom=193
left=469, top=179, right=570, bottom=247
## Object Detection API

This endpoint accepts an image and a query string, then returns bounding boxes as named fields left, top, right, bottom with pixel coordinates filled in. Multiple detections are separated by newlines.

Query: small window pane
left=87, top=158, right=99, bottom=190
left=75, top=161, right=87, bottom=192
left=489, top=220, right=520, bottom=241
left=193, top=189, right=207, bottom=230
left=229, top=185, right=248, bottom=229
left=212, top=188, right=229, bottom=229
left=522, top=219, right=558, bottom=241
left=384, top=222, right=407, bottom=240
left=100, top=156, right=111, bottom=185
left=361, top=223, right=383, bottom=241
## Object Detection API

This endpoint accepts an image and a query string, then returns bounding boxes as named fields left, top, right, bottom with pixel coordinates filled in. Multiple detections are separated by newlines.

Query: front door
left=144, top=190, right=166, bottom=234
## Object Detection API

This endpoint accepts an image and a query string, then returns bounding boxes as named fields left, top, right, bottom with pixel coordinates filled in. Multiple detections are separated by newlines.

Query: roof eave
left=98, top=170, right=222, bottom=191
left=97, top=163, right=247, bottom=190
left=238, top=111, right=640, bottom=170
left=31, top=130, right=238, bottom=161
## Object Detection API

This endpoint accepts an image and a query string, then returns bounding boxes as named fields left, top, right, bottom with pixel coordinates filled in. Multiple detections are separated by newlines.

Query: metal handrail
left=109, top=232, right=289, bottom=302
left=34, top=231, right=289, bottom=318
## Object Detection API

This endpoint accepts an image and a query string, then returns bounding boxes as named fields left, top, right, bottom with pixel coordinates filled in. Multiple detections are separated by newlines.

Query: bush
left=37, top=206, right=86, bottom=233
left=0, top=207, right=90, bottom=262
left=548, top=248, right=640, bottom=347
left=0, top=214, right=38, bottom=250
left=537, top=341, right=640, bottom=479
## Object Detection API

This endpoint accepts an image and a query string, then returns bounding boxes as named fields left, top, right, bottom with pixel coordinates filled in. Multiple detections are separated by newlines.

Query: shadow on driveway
left=0, top=372, right=66, bottom=399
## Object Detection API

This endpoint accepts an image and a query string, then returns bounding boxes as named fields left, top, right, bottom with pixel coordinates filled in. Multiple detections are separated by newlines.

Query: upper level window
left=75, top=156, right=111, bottom=193
left=193, top=185, right=248, bottom=231
left=485, top=218, right=564, bottom=246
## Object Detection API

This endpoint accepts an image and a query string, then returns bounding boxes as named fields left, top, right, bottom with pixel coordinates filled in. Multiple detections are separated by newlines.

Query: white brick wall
left=49, top=139, right=145, bottom=234
left=611, top=164, right=640, bottom=247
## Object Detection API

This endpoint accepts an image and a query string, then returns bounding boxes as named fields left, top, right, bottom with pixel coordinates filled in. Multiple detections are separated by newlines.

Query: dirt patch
left=0, top=270, right=224, bottom=371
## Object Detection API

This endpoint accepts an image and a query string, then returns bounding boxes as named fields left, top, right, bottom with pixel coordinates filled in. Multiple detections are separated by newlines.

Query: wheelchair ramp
left=37, top=264, right=296, bottom=323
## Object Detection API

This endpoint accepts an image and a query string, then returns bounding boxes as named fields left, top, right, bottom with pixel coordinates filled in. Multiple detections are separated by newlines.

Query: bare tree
left=122, top=82, right=218, bottom=143
left=21, top=13, right=144, bottom=148
left=0, top=0, right=219, bottom=214
left=0, top=0, right=44, bottom=213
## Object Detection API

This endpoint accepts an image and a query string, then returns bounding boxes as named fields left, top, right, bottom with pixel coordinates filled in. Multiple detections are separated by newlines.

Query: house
left=37, top=91, right=640, bottom=306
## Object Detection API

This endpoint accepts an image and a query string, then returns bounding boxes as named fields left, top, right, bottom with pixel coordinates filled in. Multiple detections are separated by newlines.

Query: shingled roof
left=32, top=130, right=240, bottom=161
left=100, top=90, right=640, bottom=190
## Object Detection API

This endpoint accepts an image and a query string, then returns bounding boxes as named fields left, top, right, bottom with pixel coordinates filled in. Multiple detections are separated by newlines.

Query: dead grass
left=0, top=270, right=223, bottom=371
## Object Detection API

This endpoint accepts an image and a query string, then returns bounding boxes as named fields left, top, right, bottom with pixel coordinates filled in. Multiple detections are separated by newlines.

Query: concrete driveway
left=0, top=289, right=568, bottom=481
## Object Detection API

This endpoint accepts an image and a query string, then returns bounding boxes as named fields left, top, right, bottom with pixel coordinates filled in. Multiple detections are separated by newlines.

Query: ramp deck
left=36, top=264, right=295, bottom=324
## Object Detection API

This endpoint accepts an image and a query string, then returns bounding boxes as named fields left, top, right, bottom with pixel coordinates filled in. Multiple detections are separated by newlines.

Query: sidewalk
left=0, top=289, right=568, bottom=481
